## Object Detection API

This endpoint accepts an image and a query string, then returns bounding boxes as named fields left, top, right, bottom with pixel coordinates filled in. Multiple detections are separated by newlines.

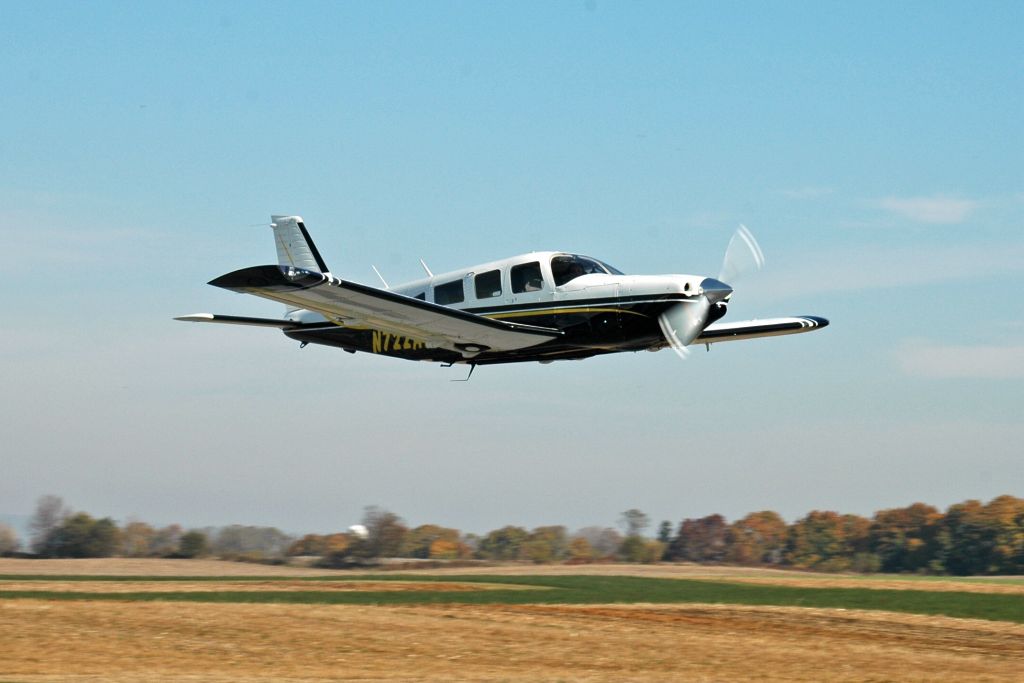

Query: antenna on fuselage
left=371, top=265, right=390, bottom=289
left=419, top=259, right=433, bottom=278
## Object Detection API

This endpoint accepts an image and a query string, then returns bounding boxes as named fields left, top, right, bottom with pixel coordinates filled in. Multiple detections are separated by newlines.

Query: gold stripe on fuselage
left=484, top=306, right=648, bottom=320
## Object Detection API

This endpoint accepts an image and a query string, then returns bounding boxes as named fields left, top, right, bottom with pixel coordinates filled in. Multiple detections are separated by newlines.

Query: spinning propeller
left=657, top=225, right=766, bottom=359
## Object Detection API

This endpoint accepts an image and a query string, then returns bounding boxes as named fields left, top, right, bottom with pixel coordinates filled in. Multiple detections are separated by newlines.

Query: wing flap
left=208, top=265, right=561, bottom=352
left=698, top=316, right=829, bottom=344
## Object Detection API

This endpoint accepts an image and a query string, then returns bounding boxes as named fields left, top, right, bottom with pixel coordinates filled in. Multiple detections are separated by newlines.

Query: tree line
left=2, top=495, right=1021, bottom=576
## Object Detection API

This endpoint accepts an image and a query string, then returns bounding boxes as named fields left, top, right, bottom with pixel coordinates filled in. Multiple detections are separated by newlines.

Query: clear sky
left=2, top=1, right=1021, bottom=537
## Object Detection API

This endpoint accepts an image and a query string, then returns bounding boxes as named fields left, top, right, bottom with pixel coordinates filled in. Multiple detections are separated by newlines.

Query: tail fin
left=271, top=215, right=331, bottom=276
left=271, top=215, right=331, bottom=318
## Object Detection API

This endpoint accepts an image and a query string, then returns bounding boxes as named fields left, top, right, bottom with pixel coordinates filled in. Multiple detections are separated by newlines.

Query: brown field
left=0, top=558, right=330, bottom=577
left=2, top=559, right=1022, bottom=682
left=2, top=600, right=1022, bottom=682
left=0, top=579, right=537, bottom=594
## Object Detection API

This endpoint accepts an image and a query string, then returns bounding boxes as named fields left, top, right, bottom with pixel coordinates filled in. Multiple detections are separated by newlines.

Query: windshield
left=550, top=254, right=624, bottom=286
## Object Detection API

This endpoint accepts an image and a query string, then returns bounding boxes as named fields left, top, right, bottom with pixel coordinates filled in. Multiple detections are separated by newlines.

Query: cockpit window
left=551, top=254, right=623, bottom=286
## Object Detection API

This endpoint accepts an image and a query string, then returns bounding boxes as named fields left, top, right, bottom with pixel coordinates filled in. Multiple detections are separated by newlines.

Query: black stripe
left=297, top=221, right=330, bottom=274
left=289, top=296, right=673, bottom=331
left=463, top=292, right=691, bottom=314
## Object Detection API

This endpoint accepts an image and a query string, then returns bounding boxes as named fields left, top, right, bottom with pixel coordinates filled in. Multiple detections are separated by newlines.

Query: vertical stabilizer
left=270, top=215, right=331, bottom=318
left=271, top=215, right=331, bottom=276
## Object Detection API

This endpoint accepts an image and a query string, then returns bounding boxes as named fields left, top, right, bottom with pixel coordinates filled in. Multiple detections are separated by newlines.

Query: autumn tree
left=982, top=495, right=1024, bottom=573
left=178, top=530, right=210, bottom=558
left=291, top=532, right=353, bottom=557
left=842, top=514, right=872, bottom=555
left=619, top=535, right=665, bottom=563
left=323, top=533, right=352, bottom=555
left=150, top=524, right=184, bottom=557
left=401, top=525, right=461, bottom=559
left=477, top=526, right=529, bottom=560
left=869, top=503, right=941, bottom=572
left=726, top=511, right=787, bottom=565
left=428, top=538, right=464, bottom=559
left=120, top=520, right=156, bottom=557
left=667, top=514, right=729, bottom=563
left=39, top=513, right=121, bottom=558
left=360, top=507, right=408, bottom=559
left=934, top=497, right=1024, bottom=575
left=619, top=509, right=650, bottom=538
left=784, top=511, right=874, bottom=571
left=567, top=536, right=594, bottom=562
left=521, top=526, right=569, bottom=563
left=288, top=534, right=329, bottom=556
left=573, top=527, right=623, bottom=559
left=28, top=495, right=68, bottom=554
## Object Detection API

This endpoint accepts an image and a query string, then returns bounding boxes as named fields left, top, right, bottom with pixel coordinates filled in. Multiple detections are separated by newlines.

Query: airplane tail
left=271, top=215, right=331, bottom=316
left=271, top=215, right=331, bottom=276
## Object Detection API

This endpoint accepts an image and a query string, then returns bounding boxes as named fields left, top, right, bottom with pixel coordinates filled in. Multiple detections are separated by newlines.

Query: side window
left=511, top=261, right=544, bottom=294
left=433, top=279, right=464, bottom=305
left=414, top=292, right=425, bottom=301
left=474, top=269, right=502, bottom=299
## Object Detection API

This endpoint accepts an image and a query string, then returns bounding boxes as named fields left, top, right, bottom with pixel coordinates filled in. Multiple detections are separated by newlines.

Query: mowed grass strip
left=3, top=574, right=1023, bottom=623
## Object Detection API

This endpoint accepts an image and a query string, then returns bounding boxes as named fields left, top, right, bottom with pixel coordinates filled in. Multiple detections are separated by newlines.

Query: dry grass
left=0, top=579, right=532, bottom=594
left=2, top=599, right=1022, bottom=683
left=2, top=558, right=1020, bottom=594
left=0, top=558, right=328, bottom=577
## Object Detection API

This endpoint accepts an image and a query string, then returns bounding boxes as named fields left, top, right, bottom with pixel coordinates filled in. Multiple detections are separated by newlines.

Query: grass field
left=3, top=574, right=1023, bottom=623
left=2, top=560, right=1022, bottom=682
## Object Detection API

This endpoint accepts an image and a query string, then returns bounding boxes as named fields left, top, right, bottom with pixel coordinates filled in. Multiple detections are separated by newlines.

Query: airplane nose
left=700, top=277, right=733, bottom=303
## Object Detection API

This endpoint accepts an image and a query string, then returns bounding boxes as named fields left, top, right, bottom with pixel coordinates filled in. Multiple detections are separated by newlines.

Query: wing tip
left=801, top=316, right=830, bottom=328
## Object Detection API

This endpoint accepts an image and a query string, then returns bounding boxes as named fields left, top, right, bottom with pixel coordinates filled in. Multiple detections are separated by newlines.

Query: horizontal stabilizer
left=174, top=313, right=299, bottom=329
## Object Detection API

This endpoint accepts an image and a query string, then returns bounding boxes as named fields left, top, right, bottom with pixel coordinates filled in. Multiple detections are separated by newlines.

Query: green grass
left=2, top=574, right=1022, bottom=623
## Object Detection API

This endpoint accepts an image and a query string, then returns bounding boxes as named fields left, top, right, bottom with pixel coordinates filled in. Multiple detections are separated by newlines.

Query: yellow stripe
left=485, top=307, right=648, bottom=320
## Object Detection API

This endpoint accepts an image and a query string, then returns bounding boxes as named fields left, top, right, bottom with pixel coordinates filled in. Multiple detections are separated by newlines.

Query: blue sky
left=1, top=2, right=1021, bottom=538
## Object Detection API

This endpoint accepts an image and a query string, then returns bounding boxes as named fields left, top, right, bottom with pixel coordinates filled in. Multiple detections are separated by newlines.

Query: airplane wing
left=173, top=313, right=300, bottom=328
left=205, top=265, right=562, bottom=354
left=697, top=316, right=829, bottom=344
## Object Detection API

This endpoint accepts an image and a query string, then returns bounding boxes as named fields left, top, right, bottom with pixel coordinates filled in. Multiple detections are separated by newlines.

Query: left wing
left=206, top=265, right=561, bottom=354
left=697, top=316, right=829, bottom=344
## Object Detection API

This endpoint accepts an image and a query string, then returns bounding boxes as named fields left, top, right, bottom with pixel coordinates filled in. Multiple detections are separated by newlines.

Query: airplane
left=177, top=215, right=828, bottom=369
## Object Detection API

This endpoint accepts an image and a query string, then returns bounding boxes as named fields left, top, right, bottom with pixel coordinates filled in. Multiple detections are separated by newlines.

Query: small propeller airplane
left=177, top=216, right=828, bottom=369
